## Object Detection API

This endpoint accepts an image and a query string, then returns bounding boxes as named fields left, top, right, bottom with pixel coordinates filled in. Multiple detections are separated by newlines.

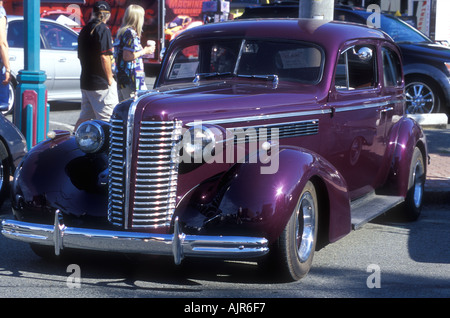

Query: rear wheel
left=262, top=181, right=318, bottom=281
left=403, top=147, right=425, bottom=221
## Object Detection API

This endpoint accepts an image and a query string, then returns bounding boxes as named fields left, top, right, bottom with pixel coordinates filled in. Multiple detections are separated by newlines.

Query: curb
left=408, top=113, right=448, bottom=129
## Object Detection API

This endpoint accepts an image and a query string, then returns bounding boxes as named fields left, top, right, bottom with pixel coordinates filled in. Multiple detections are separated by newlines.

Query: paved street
left=0, top=202, right=448, bottom=298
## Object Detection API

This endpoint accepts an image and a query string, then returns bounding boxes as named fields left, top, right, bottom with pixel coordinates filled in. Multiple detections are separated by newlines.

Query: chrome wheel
left=412, top=152, right=425, bottom=209
left=263, top=181, right=318, bottom=281
left=0, top=161, right=4, bottom=190
left=404, top=147, right=425, bottom=221
left=295, top=191, right=316, bottom=263
left=405, top=81, right=438, bottom=114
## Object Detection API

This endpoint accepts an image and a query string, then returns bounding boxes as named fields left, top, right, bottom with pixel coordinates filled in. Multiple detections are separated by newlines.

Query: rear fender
left=386, top=116, right=427, bottom=197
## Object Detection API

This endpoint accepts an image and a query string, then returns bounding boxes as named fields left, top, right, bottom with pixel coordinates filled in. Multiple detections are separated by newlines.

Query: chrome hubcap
left=295, top=191, right=316, bottom=263
left=0, top=162, right=4, bottom=190
left=412, top=159, right=424, bottom=208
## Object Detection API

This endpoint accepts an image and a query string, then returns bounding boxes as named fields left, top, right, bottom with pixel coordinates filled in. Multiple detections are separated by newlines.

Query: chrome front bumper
left=1, top=211, right=269, bottom=264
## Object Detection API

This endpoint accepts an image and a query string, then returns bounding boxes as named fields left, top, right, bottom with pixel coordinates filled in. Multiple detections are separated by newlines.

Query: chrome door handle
left=380, top=107, right=394, bottom=113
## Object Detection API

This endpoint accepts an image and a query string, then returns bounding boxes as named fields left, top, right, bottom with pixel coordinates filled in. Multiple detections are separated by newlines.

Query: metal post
left=13, top=0, right=48, bottom=150
left=299, top=0, right=335, bottom=20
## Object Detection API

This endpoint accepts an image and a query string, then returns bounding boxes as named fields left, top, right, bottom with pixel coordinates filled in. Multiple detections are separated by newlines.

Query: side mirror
left=354, top=47, right=373, bottom=61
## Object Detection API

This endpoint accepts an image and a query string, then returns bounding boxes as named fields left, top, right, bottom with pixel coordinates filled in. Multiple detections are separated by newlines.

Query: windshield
left=159, top=39, right=323, bottom=87
left=380, top=15, right=432, bottom=43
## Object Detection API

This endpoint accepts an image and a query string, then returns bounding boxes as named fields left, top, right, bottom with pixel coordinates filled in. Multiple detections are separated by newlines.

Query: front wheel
left=262, top=181, right=318, bottom=281
left=405, top=78, right=441, bottom=114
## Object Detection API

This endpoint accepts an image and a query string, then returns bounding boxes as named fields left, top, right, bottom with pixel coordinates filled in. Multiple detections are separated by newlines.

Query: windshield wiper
left=193, top=72, right=232, bottom=83
left=236, top=74, right=279, bottom=86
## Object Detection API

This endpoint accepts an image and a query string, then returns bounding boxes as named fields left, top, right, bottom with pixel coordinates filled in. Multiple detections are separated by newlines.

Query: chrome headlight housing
left=75, top=121, right=108, bottom=154
left=184, top=125, right=216, bottom=162
left=181, top=123, right=227, bottom=163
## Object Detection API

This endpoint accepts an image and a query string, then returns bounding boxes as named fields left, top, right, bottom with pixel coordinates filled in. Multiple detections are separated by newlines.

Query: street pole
left=299, top=0, right=335, bottom=20
left=14, top=0, right=48, bottom=150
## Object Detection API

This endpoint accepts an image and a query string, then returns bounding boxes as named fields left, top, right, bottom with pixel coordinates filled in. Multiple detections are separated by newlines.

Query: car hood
left=398, top=41, right=450, bottom=59
left=132, top=80, right=325, bottom=125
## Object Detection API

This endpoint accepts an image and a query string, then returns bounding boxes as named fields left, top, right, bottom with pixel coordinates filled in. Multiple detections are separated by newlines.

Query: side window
left=382, top=47, right=402, bottom=87
left=335, top=45, right=377, bottom=90
left=7, top=21, right=25, bottom=48
left=41, top=22, right=78, bottom=50
left=8, top=20, right=47, bottom=49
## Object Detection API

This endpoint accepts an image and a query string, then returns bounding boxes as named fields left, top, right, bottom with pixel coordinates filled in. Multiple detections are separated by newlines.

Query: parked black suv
left=239, top=3, right=450, bottom=114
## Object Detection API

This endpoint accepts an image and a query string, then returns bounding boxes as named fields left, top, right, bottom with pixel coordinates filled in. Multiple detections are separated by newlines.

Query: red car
left=2, top=19, right=427, bottom=281
left=40, top=10, right=85, bottom=33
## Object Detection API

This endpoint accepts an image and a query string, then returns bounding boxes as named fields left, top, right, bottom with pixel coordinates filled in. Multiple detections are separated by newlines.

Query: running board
left=350, top=193, right=404, bottom=230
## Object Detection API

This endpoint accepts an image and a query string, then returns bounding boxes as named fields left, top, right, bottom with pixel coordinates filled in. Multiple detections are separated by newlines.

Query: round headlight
left=75, top=121, right=106, bottom=153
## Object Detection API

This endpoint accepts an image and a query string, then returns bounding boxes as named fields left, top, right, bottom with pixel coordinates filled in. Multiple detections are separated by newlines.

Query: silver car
left=6, top=16, right=81, bottom=114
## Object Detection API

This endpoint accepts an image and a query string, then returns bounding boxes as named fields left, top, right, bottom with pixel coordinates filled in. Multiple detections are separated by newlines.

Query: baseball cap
left=93, top=1, right=111, bottom=13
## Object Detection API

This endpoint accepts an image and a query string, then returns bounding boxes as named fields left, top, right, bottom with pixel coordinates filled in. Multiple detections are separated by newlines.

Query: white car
left=6, top=16, right=81, bottom=114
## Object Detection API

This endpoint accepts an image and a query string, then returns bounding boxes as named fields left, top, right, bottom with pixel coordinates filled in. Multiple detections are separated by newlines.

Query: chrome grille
left=108, top=118, right=182, bottom=229
left=108, top=118, right=126, bottom=227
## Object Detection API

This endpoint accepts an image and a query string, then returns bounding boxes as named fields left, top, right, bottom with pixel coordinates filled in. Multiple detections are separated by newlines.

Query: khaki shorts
left=118, top=82, right=147, bottom=102
left=79, top=80, right=119, bottom=123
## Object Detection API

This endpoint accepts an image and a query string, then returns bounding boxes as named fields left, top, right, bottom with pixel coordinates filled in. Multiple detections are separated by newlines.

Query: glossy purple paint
left=9, top=19, right=427, bottom=252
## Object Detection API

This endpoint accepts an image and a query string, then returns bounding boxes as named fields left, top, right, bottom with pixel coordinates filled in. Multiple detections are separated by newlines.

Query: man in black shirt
left=75, top=1, right=118, bottom=130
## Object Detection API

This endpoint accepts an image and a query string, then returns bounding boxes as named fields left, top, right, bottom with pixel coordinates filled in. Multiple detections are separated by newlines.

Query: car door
left=40, top=21, right=81, bottom=100
left=324, top=41, right=390, bottom=200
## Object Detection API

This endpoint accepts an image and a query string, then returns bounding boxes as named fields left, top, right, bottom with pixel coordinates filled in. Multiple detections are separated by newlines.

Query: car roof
left=6, top=15, right=79, bottom=33
left=177, top=18, right=391, bottom=48
left=7, top=15, right=75, bottom=25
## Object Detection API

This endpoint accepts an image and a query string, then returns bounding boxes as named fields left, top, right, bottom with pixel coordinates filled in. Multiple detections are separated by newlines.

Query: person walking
left=75, top=1, right=118, bottom=130
left=114, top=4, right=155, bottom=101
left=0, top=0, right=11, bottom=108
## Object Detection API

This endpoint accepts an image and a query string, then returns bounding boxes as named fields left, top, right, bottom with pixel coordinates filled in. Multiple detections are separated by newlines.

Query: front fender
left=11, top=133, right=108, bottom=225
left=175, top=146, right=351, bottom=244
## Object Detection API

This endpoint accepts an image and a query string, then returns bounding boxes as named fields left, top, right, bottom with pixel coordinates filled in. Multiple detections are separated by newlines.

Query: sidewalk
left=423, top=125, right=450, bottom=204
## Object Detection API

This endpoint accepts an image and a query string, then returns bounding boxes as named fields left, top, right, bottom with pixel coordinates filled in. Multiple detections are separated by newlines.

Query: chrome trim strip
left=185, top=99, right=403, bottom=127
left=232, top=118, right=318, bottom=131
left=125, top=100, right=138, bottom=229
left=1, top=214, right=269, bottom=263
left=186, top=109, right=330, bottom=126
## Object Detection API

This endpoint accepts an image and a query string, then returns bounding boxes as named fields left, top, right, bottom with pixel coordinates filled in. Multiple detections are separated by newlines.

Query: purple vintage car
left=2, top=19, right=427, bottom=281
